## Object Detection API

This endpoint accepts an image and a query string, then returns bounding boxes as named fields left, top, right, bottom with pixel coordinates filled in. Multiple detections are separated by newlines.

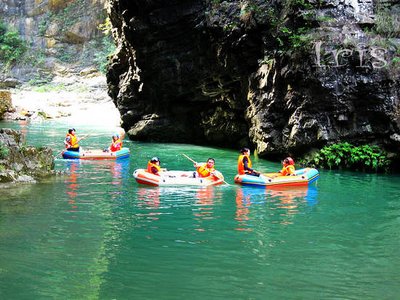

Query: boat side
left=235, top=168, right=319, bottom=187
left=133, top=169, right=224, bottom=186
left=62, top=147, right=130, bottom=160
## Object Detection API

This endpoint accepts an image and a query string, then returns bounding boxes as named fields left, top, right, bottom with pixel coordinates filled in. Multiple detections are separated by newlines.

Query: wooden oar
left=181, top=153, right=230, bottom=185
left=55, top=149, right=65, bottom=158
left=182, top=153, right=197, bottom=164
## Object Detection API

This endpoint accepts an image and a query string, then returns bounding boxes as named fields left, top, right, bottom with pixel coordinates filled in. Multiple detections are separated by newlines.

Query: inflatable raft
left=62, top=147, right=130, bottom=160
left=234, top=167, right=319, bottom=188
left=133, top=169, right=225, bottom=186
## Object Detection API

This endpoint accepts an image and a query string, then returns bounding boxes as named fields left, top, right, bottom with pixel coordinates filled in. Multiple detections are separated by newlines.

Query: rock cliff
left=107, top=0, right=399, bottom=159
left=0, top=0, right=109, bottom=82
left=0, top=129, right=55, bottom=183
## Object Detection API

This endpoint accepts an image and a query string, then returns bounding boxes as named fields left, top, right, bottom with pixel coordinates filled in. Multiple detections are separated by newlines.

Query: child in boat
left=279, top=157, right=296, bottom=176
left=237, top=148, right=260, bottom=176
left=109, top=134, right=122, bottom=152
left=147, top=157, right=165, bottom=176
left=103, top=134, right=122, bottom=152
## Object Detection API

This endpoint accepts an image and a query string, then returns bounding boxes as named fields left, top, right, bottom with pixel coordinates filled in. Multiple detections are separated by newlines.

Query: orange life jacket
left=196, top=163, right=215, bottom=178
left=280, top=165, right=295, bottom=176
left=238, top=154, right=252, bottom=175
left=110, top=138, right=122, bottom=152
left=65, top=133, right=79, bottom=149
left=147, top=161, right=161, bottom=175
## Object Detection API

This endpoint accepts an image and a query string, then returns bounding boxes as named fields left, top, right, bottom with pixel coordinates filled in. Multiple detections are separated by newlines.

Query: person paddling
left=64, top=128, right=87, bottom=152
left=194, top=158, right=216, bottom=178
left=181, top=153, right=228, bottom=184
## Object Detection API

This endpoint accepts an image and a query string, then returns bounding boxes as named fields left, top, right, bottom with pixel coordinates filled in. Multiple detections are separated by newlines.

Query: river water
left=0, top=120, right=399, bottom=299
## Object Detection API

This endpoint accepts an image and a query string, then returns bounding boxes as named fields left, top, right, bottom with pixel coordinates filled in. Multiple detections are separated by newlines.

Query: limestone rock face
left=0, top=90, right=13, bottom=118
left=107, top=0, right=400, bottom=158
left=0, top=0, right=108, bottom=81
left=0, top=129, right=55, bottom=183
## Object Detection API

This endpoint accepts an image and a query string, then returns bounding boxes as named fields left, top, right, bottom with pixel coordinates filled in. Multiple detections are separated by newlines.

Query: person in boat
left=147, top=157, right=164, bottom=176
left=104, top=133, right=123, bottom=152
left=279, top=157, right=296, bottom=176
left=238, top=147, right=260, bottom=176
left=194, top=158, right=217, bottom=178
left=64, top=128, right=84, bottom=152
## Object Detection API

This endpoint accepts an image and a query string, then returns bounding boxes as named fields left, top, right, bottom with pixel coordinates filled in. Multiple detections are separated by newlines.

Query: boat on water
left=133, top=169, right=225, bottom=186
left=62, top=147, right=130, bottom=160
left=234, top=167, right=319, bottom=188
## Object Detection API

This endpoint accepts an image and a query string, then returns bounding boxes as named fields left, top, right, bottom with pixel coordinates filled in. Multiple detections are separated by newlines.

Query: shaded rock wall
left=107, top=0, right=400, bottom=158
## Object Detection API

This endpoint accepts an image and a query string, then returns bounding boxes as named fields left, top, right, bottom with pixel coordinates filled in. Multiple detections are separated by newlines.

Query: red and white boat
left=133, top=169, right=225, bottom=186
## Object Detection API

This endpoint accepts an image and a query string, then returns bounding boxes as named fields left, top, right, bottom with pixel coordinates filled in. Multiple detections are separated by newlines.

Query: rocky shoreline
left=0, top=72, right=122, bottom=185
left=0, top=128, right=56, bottom=183
left=1, top=72, right=121, bottom=126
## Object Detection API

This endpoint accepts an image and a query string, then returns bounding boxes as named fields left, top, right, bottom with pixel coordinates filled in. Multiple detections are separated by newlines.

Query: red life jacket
left=110, top=138, right=122, bottom=152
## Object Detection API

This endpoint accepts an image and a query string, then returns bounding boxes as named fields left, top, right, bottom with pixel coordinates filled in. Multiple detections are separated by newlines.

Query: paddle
left=181, top=153, right=230, bottom=185
left=182, top=153, right=197, bottom=164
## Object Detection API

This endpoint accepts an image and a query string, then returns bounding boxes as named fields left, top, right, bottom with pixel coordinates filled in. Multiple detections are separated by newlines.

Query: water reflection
left=194, top=187, right=215, bottom=218
left=193, top=186, right=222, bottom=232
left=134, top=184, right=223, bottom=232
left=63, top=159, right=130, bottom=211
left=137, top=187, right=160, bottom=209
left=235, top=185, right=319, bottom=230
left=109, top=159, right=130, bottom=188
left=65, top=161, right=80, bottom=212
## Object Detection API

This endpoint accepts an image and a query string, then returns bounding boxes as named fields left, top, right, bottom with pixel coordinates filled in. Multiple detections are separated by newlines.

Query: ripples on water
left=0, top=121, right=400, bottom=299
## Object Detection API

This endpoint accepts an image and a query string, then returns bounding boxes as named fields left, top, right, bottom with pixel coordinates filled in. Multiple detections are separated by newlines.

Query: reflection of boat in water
left=133, top=169, right=224, bottom=186
left=62, top=147, right=130, bottom=160
left=237, top=185, right=319, bottom=206
left=234, top=168, right=319, bottom=188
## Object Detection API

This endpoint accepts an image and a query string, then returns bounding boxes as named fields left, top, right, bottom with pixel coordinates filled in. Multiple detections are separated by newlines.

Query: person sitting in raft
left=104, top=134, right=122, bottom=152
left=147, top=157, right=165, bottom=176
left=279, top=157, right=296, bottom=176
left=64, top=128, right=84, bottom=152
left=238, top=147, right=260, bottom=176
left=194, top=158, right=216, bottom=178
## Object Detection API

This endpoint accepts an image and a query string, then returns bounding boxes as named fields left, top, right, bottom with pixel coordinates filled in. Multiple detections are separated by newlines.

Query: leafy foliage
left=0, top=22, right=26, bottom=68
left=0, top=142, right=9, bottom=159
left=94, top=18, right=116, bottom=74
left=303, top=143, right=391, bottom=172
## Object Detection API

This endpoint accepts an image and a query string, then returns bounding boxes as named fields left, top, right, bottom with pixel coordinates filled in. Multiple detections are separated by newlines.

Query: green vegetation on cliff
left=302, top=143, right=392, bottom=173
left=0, top=22, right=26, bottom=69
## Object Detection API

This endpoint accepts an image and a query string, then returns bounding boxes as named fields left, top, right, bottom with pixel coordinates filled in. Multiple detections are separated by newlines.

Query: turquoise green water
left=0, top=120, right=399, bottom=299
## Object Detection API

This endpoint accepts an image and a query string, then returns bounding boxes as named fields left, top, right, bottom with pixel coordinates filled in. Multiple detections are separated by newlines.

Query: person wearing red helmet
left=279, top=157, right=296, bottom=176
